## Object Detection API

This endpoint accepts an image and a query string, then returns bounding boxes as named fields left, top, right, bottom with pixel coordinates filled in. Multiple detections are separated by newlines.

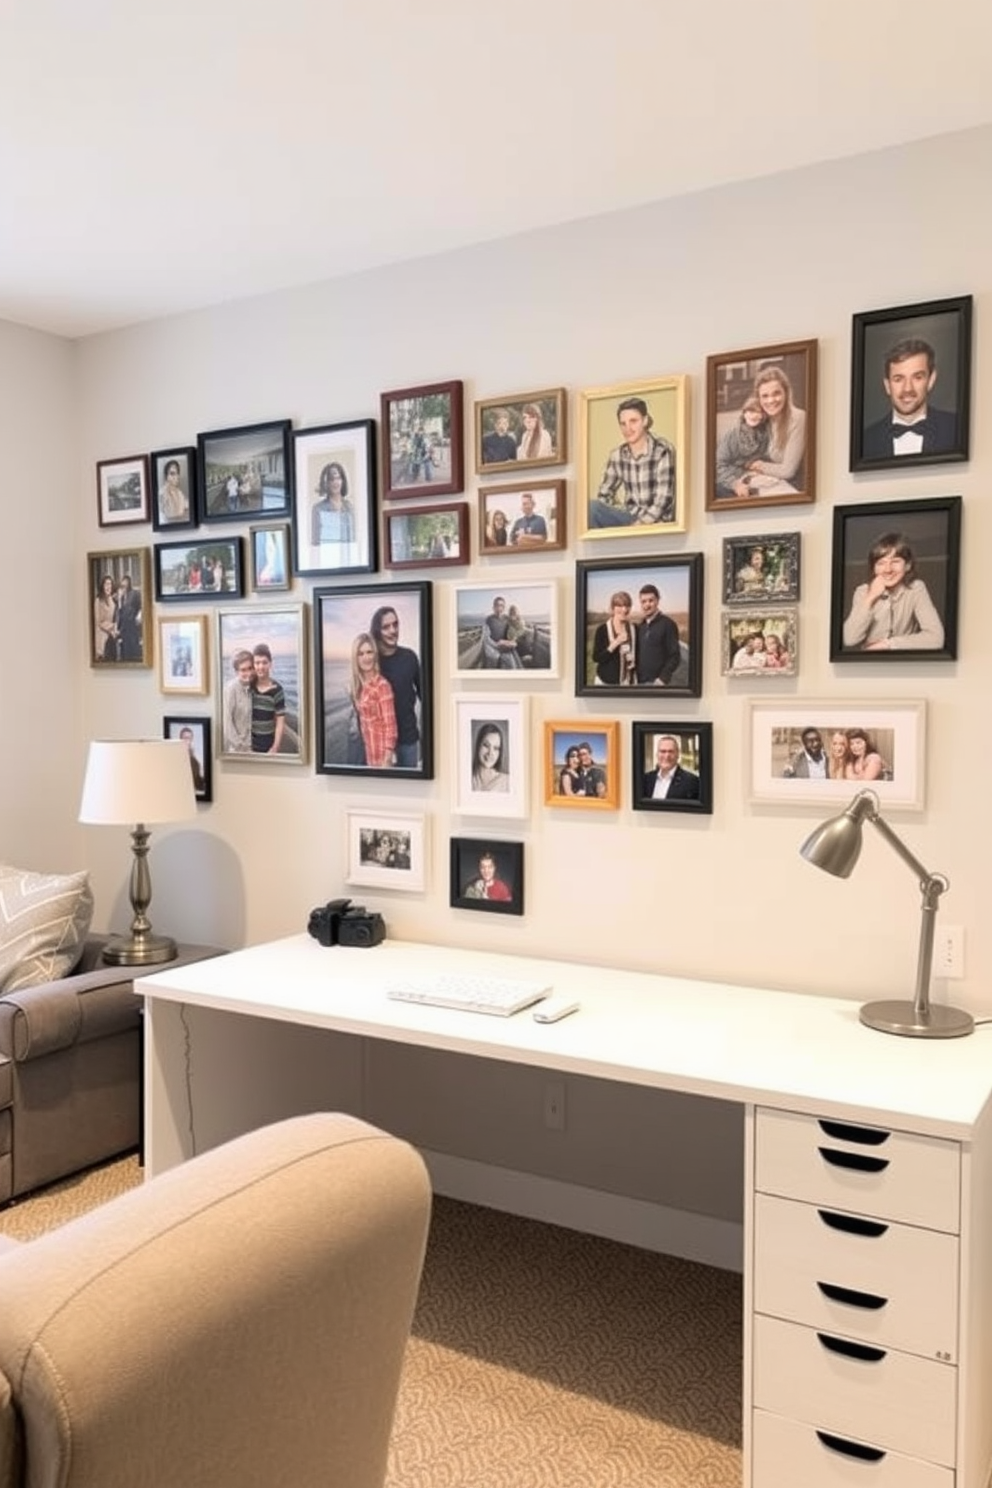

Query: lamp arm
left=865, top=799, right=950, bottom=1022
left=867, top=809, right=940, bottom=889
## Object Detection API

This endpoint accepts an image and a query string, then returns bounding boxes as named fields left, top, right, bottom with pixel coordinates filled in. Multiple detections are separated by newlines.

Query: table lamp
left=800, top=788, right=972, bottom=1038
left=79, top=739, right=197, bottom=967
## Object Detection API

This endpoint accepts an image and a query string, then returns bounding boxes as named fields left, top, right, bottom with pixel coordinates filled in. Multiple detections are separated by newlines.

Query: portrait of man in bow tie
left=850, top=296, right=972, bottom=471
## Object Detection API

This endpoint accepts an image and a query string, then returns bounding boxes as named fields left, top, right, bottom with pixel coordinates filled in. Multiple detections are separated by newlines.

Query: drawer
left=752, top=1409, right=953, bottom=1488
left=755, top=1107, right=960, bottom=1232
left=753, top=1314, right=957, bottom=1466
left=754, top=1193, right=958, bottom=1361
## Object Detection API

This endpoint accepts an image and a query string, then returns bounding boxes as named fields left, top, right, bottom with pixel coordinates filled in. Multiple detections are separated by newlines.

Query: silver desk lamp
left=800, top=789, right=973, bottom=1039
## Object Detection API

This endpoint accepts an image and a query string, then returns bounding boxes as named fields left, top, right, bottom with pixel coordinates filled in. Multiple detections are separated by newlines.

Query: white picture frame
left=345, top=810, right=427, bottom=893
left=452, top=694, right=528, bottom=820
left=746, top=699, right=926, bottom=810
left=452, top=580, right=560, bottom=679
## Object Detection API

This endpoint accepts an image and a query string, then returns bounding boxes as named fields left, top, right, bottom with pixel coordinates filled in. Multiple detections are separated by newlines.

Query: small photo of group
left=721, top=609, right=798, bottom=678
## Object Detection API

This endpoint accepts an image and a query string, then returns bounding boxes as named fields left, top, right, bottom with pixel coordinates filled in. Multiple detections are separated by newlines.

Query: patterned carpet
left=2, top=1161, right=743, bottom=1487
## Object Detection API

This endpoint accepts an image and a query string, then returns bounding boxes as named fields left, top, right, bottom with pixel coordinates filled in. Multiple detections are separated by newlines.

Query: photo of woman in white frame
left=452, top=695, right=528, bottom=819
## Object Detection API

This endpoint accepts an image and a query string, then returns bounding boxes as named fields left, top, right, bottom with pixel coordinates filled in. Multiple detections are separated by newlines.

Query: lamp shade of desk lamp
left=79, top=739, right=197, bottom=967
left=800, top=789, right=973, bottom=1038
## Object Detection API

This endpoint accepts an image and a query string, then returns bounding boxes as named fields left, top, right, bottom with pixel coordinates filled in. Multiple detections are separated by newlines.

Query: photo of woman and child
left=708, top=344, right=815, bottom=509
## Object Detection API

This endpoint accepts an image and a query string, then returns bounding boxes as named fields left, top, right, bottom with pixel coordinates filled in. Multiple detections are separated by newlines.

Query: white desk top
left=137, top=935, right=992, bottom=1140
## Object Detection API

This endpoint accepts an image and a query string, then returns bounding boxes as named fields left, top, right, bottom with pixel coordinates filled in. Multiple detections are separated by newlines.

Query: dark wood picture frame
left=88, top=547, right=153, bottom=668
left=631, top=722, right=713, bottom=815
left=829, top=496, right=962, bottom=662
left=474, top=387, right=567, bottom=475
left=575, top=554, right=704, bottom=698
left=478, top=478, right=566, bottom=555
left=849, top=295, right=972, bottom=472
left=384, top=502, right=469, bottom=569
left=154, top=536, right=244, bottom=601
left=197, top=418, right=292, bottom=522
left=722, top=532, right=801, bottom=605
left=449, top=837, right=523, bottom=916
left=163, top=715, right=213, bottom=803
left=96, top=455, right=150, bottom=528
left=705, top=339, right=817, bottom=512
left=380, top=379, right=464, bottom=500
left=291, top=418, right=377, bottom=578
left=313, top=580, right=434, bottom=779
left=150, top=446, right=198, bottom=530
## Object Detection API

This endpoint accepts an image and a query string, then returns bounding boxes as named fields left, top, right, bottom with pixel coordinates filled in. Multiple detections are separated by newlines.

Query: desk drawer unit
left=754, top=1108, right=960, bottom=1231
left=752, top=1410, right=953, bottom=1488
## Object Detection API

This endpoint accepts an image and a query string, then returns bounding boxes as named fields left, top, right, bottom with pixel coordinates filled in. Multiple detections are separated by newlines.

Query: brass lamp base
left=101, top=933, right=178, bottom=967
left=860, top=999, right=974, bottom=1039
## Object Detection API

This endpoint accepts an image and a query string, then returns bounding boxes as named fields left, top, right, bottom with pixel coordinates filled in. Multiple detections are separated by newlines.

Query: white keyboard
left=386, top=973, right=552, bottom=1017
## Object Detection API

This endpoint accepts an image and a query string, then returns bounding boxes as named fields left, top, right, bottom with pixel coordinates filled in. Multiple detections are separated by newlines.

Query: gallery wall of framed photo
left=69, top=123, right=991, bottom=1014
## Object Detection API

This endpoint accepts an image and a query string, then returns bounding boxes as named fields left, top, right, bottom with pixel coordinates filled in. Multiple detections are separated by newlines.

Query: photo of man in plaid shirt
left=588, top=396, right=676, bottom=529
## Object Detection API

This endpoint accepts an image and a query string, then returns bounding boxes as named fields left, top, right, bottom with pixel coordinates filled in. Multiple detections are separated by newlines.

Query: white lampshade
left=79, top=740, right=197, bottom=826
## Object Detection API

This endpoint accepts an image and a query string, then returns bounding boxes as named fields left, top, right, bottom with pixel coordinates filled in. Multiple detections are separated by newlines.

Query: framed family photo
left=474, top=387, right=567, bottom=475
left=250, top=524, right=291, bottom=592
left=157, top=614, right=208, bottom=695
left=88, top=548, right=152, bottom=668
left=313, top=580, right=433, bottom=778
left=575, top=554, right=703, bottom=698
left=384, top=503, right=468, bottom=569
left=198, top=418, right=292, bottom=521
left=746, top=699, right=926, bottom=810
left=150, top=447, right=197, bottom=530
left=478, top=479, right=566, bottom=555
left=452, top=695, right=528, bottom=820
left=380, top=379, right=464, bottom=501
left=722, top=609, right=798, bottom=678
left=452, top=581, right=559, bottom=679
left=829, top=496, right=961, bottom=662
left=96, top=455, right=150, bottom=528
left=705, top=339, right=817, bottom=512
left=722, top=533, right=800, bottom=605
left=154, top=537, right=243, bottom=600
left=449, top=837, right=523, bottom=916
left=163, top=715, right=213, bottom=804
left=291, top=419, right=377, bottom=577
left=631, top=722, right=713, bottom=815
left=849, top=295, right=972, bottom=471
left=579, top=375, right=689, bottom=537
left=346, top=811, right=427, bottom=895
left=216, top=604, right=308, bottom=763
left=543, top=721, right=619, bottom=810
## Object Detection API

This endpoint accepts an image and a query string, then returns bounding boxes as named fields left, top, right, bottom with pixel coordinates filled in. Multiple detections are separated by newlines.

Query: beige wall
left=60, top=124, right=992, bottom=1015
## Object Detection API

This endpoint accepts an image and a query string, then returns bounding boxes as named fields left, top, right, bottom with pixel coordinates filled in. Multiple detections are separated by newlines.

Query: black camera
left=307, top=897, right=385, bottom=949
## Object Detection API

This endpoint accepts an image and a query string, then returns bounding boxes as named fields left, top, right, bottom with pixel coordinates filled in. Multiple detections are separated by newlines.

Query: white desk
left=138, top=936, right=992, bottom=1488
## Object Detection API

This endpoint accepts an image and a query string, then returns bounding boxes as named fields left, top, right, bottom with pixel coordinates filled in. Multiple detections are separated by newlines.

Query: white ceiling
left=2, top=0, right=991, bottom=339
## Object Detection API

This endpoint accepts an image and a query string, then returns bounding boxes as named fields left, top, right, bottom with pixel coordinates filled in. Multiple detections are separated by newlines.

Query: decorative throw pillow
left=0, top=864, right=94, bottom=993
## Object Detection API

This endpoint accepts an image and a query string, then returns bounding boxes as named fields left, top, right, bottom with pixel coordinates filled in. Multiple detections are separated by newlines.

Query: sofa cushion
left=0, top=866, right=94, bottom=994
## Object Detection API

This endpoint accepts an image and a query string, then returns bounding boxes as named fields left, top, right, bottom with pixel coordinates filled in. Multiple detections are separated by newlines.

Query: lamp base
left=101, top=933, right=178, bottom=967
left=859, top=999, right=974, bottom=1039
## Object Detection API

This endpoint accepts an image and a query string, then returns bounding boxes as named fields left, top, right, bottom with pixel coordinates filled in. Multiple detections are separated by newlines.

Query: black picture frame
left=449, top=837, right=523, bottom=916
left=849, top=296, right=972, bottom=471
left=380, top=379, right=464, bottom=500
left=705, top=339, right=817, bottom=512
left=163, top=715, right=213, bottom=803
left=154, top=537, right=244, bottom=601
left=722, top=532, right=800, bottom=606
left=313, top=580, right=433, bottom=779
left=197, top=418, right=293, bottom=522
left=631, top=722, right=713, bottom=815
left=575, top=554, right=704, bottom=698
left=150, top=446, right=198, bottom=530
left=291, top=418, right=377, bottom=577
left=829, top=496, right=962, bottom=662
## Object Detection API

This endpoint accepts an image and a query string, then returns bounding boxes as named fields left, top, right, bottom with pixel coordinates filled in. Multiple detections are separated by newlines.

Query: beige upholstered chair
left=0, top=1113, right=431, bottom=1488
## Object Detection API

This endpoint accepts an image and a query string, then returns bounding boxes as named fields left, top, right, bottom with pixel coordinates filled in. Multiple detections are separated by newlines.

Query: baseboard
left=422, top=1150, right=743, bottom=1273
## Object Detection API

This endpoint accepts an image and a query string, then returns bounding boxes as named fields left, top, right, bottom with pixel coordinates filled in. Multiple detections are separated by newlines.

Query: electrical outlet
left=934, top=925, right=965, bottom=980
left=543, top=1080, right=566, bottom=1131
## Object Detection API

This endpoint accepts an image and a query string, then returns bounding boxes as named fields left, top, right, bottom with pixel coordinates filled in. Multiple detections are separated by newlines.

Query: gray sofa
left=0, top=936, right=219, bottom=1203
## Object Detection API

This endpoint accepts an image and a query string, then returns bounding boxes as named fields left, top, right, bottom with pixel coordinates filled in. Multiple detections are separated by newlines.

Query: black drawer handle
left=818, top=1119, right=890, bottom=1147
left=817, top=1281, right=887, bottom=1311
left=817, top=1332, right=886, bottom=1363
left=816, top=1430, right=886, bottom=1463
left=818, top=1209, right=888, bottom=1238
left=819, top=1147, right=890, bottom=1175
